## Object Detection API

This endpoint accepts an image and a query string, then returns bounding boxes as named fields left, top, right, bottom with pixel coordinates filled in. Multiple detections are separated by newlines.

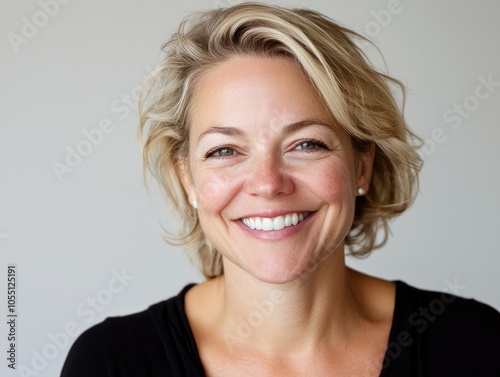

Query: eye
left=294, top=139, right=329, bottom=151
left=205, top=146, right=238, bottom=159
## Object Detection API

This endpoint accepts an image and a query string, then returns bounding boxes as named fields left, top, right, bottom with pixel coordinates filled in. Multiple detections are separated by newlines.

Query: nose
left=244, top=154, right=295, bottom=199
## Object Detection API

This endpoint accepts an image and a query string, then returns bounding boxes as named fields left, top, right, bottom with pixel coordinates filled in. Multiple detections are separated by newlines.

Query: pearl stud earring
left=357, top=187, right=366, bottom=196
left=192, top=200, right=198, bottom=209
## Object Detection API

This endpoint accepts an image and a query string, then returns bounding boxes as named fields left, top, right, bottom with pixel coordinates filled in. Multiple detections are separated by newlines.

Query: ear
left=176, top=157, right=196, bottom=206
left=356, top=143, right=375, bottom=193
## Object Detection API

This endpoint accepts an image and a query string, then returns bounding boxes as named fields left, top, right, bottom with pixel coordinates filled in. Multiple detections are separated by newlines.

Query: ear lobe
left=356, top=143, right=375, bottom=189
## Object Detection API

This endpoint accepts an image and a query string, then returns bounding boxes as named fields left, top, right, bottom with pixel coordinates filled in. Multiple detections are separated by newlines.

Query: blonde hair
left=138, top=3, right=423, bottom=279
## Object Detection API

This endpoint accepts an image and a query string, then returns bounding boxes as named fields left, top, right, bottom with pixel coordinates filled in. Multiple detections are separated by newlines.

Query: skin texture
left=180, top=56, right=395, bottom=376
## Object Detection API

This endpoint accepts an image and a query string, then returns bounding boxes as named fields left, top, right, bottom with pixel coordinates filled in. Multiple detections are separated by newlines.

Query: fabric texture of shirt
left=61, top=281, right=500, bottom=376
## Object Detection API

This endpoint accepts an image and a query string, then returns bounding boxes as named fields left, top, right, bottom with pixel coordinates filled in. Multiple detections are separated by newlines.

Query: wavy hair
left=138, top=3, right=423, bottom=278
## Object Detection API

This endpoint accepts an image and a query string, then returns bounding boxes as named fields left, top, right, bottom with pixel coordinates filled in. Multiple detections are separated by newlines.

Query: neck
left=213, top=248, right=361, bottom=356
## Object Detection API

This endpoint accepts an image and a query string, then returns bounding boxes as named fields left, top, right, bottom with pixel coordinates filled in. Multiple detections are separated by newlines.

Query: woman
left=62, top=3, right=500, bottom=376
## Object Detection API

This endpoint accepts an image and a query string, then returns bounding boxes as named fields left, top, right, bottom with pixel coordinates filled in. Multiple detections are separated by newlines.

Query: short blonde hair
left=138, top=3, right=423, bottom=279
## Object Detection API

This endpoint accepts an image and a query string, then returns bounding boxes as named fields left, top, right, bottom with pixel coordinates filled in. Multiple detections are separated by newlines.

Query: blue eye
left=205, top=147, right=238, bottom=158
left=295, top=139, right=328, bottom=151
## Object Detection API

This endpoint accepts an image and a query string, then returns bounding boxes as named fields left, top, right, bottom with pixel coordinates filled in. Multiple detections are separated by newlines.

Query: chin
left=245, top=257, right=319, bottom=285
left=246, top=244, right=344, bottom=285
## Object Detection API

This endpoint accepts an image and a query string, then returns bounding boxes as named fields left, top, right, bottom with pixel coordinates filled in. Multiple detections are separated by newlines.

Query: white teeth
left=241, top=212, right=310, bottom=231
left=255, top=217, right=263, bottom=230
left=262, top=218, right=273, bottom=231
left=273, top=216, right=285, bottom=230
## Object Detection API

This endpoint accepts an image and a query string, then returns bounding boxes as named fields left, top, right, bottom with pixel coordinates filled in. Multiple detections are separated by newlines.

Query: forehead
left=189, top=56, right=336, bottom=137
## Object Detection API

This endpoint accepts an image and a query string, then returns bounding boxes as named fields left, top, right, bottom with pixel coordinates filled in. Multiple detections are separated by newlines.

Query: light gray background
left=1, top=0, right=499, bottom=375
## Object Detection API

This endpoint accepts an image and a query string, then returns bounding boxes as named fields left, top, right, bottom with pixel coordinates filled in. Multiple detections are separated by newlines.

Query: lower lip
left=235, top=212, right=316, bottom=241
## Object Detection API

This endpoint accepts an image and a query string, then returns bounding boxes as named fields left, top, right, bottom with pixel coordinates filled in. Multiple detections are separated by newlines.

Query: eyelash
left=294, top=138, right=330, bottom=151
left=204, top=139, right=330, bottom=159
left=204, top=146, right=238, bottom=159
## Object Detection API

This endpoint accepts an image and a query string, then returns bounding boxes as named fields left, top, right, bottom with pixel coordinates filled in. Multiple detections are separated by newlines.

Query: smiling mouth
left=241, top=212, right=312, bottom=231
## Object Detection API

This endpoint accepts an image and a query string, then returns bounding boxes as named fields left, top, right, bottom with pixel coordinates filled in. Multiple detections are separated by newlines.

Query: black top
left=61, top=281, right=500, bottom=376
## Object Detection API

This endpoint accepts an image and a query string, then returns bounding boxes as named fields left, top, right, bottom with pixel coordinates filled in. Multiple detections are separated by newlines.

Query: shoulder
left=386, top=280, right=500, bottom=375
left=396, top=280, right=500, bottom=335
left=61, top=284, right=202, bottom=377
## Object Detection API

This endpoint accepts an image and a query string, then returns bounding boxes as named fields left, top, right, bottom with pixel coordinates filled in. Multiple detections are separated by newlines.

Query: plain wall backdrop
left=1, top=0, right=499, bottom=375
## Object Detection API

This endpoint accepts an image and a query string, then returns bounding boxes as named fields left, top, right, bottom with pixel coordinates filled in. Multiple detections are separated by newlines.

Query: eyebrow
left=198, top=126, right=245, bottom=142
left=281, top=119, right=335, bottom=136
left=197, top=119, right=335, bottom=142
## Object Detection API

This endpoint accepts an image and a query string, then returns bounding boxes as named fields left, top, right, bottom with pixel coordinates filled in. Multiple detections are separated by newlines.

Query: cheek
left=195, top=170, right=239, bottom=213
left=305, top=161, right=357, bottom=203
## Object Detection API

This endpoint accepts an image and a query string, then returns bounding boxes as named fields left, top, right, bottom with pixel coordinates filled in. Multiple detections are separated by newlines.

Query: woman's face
left=181, top=56, right=372, bottom=283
